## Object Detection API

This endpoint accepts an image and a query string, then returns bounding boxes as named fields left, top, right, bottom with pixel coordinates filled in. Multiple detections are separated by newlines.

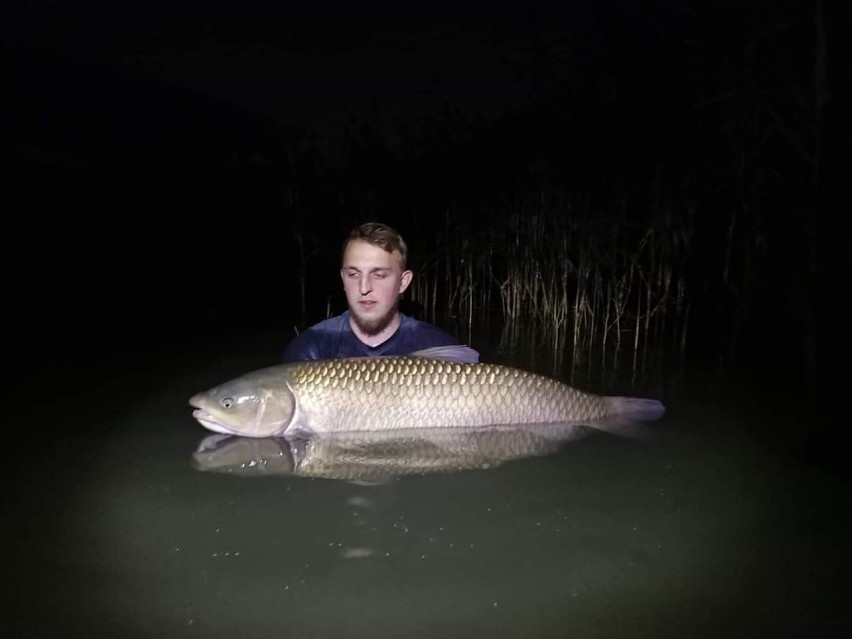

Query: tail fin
left=582, top=396, right=666, bottom=440
left=410, top=345, right=481, bottom=363
left=603, top=396, right=666, bottom=421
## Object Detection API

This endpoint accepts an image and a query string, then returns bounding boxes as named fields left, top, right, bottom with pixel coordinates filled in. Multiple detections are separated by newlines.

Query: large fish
left=192, top=423, right=591, bottom=482
left=188, top=346, right=665, bottom=438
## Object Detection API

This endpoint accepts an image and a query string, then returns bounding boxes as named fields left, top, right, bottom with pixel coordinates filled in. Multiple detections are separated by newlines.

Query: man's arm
left=281, top=331, right=321, bottom=362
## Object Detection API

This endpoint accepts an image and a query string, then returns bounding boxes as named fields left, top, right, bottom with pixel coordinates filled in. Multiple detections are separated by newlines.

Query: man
left=282, top=222, right=474, bottom=362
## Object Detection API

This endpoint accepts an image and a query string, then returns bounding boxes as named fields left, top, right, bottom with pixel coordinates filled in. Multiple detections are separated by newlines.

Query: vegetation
left=277, top=1, right=823, bottom=400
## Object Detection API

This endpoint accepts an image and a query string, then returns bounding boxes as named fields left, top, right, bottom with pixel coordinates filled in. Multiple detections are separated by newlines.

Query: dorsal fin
left=408, top=345, right=480, bottom=363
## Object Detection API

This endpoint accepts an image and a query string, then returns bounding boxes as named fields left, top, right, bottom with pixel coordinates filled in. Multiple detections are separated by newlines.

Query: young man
left=281, top=222, right=475, bottom=362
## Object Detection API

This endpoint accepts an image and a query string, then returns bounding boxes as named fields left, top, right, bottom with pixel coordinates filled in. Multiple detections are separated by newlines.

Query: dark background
left=2, top=1, right=842, bottom=449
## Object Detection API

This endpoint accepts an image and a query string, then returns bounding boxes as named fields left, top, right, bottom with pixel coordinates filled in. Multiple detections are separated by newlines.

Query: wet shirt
left=281, top=311, right=461, bottom=362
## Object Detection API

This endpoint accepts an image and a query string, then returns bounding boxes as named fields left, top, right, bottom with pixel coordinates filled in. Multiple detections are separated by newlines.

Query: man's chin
left=352, top=308, right=396, bottom=337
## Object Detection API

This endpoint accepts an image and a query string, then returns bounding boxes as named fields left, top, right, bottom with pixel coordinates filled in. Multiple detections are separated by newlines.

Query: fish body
left=189, top=346, right=664, bottom=438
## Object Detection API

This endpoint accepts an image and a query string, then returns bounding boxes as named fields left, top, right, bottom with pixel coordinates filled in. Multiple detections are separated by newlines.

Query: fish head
left=189, top=369, right=296, bottom=437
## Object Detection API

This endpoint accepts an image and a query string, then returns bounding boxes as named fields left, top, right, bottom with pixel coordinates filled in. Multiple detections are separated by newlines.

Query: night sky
left=6, top=2, right=675, bottom=129
left=3, top=1, right=840, bottom=416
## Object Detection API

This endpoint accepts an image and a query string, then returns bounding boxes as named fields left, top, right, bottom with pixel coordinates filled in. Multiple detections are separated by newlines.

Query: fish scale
left=287, top=357, right=608, bottom=432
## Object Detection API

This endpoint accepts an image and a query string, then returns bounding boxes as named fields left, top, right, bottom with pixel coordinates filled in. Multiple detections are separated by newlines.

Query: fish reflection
left=192, top=423, right=594, bottom=482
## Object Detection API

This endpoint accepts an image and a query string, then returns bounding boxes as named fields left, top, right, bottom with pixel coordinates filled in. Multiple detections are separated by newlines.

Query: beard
left=351, top=300, right=399, bottom=337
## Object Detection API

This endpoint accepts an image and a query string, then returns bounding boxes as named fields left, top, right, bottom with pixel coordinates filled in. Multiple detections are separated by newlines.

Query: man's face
left=340, top=239, right=412, bottom=337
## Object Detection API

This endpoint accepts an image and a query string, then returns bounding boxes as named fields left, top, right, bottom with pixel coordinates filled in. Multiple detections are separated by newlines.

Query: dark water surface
left=7, top=330, right=847, bottom=639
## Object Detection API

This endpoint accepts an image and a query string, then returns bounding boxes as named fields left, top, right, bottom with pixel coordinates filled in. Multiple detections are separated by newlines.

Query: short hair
left=342, top=222, right=409, bottom=270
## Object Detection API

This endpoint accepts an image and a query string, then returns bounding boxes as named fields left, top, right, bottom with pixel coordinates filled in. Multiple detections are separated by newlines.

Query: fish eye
left=221, top=397, right=235, bottom=409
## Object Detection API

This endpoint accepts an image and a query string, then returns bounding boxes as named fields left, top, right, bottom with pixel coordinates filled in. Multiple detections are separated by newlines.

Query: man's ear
left=399, top=270, right=413, bottom=294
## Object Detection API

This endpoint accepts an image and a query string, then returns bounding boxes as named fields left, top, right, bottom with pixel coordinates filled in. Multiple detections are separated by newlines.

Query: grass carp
left=189, top=346, right=665, bottom=438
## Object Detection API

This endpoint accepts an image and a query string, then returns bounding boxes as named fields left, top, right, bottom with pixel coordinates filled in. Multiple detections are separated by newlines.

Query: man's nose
left=359, top=275, right=372, bottom=295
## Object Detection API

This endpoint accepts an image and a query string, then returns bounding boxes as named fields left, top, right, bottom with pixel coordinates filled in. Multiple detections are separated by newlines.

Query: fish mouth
left=189, top=394, right=237, bottom=435
left=192, top=408, right=239, bottom=436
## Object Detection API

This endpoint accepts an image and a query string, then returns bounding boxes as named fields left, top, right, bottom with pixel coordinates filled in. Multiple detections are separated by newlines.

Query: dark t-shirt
left=281, top=311, right=462, bottom=362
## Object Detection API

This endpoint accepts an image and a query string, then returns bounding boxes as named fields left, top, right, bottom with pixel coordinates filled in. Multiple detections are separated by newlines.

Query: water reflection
left=192, top=423, right=592, bottom=482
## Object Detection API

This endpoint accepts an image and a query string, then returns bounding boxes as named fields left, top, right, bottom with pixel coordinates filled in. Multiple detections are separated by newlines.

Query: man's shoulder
left=281, top=313, right=350, bottom=361
left=398, top=314, right=460, bottom=345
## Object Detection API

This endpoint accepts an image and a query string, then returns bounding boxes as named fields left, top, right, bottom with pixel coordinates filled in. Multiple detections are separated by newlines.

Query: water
left=7, top=330, right=847, bottom=639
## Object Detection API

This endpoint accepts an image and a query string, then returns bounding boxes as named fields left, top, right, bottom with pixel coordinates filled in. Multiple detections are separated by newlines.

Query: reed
left=406, top=194, right=696, bottom=378
left=286, top=93, right=811, bottom=388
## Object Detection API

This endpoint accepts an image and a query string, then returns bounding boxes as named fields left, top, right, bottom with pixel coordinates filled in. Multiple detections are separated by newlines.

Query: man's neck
left=349, top=312, right=402, bottom=347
